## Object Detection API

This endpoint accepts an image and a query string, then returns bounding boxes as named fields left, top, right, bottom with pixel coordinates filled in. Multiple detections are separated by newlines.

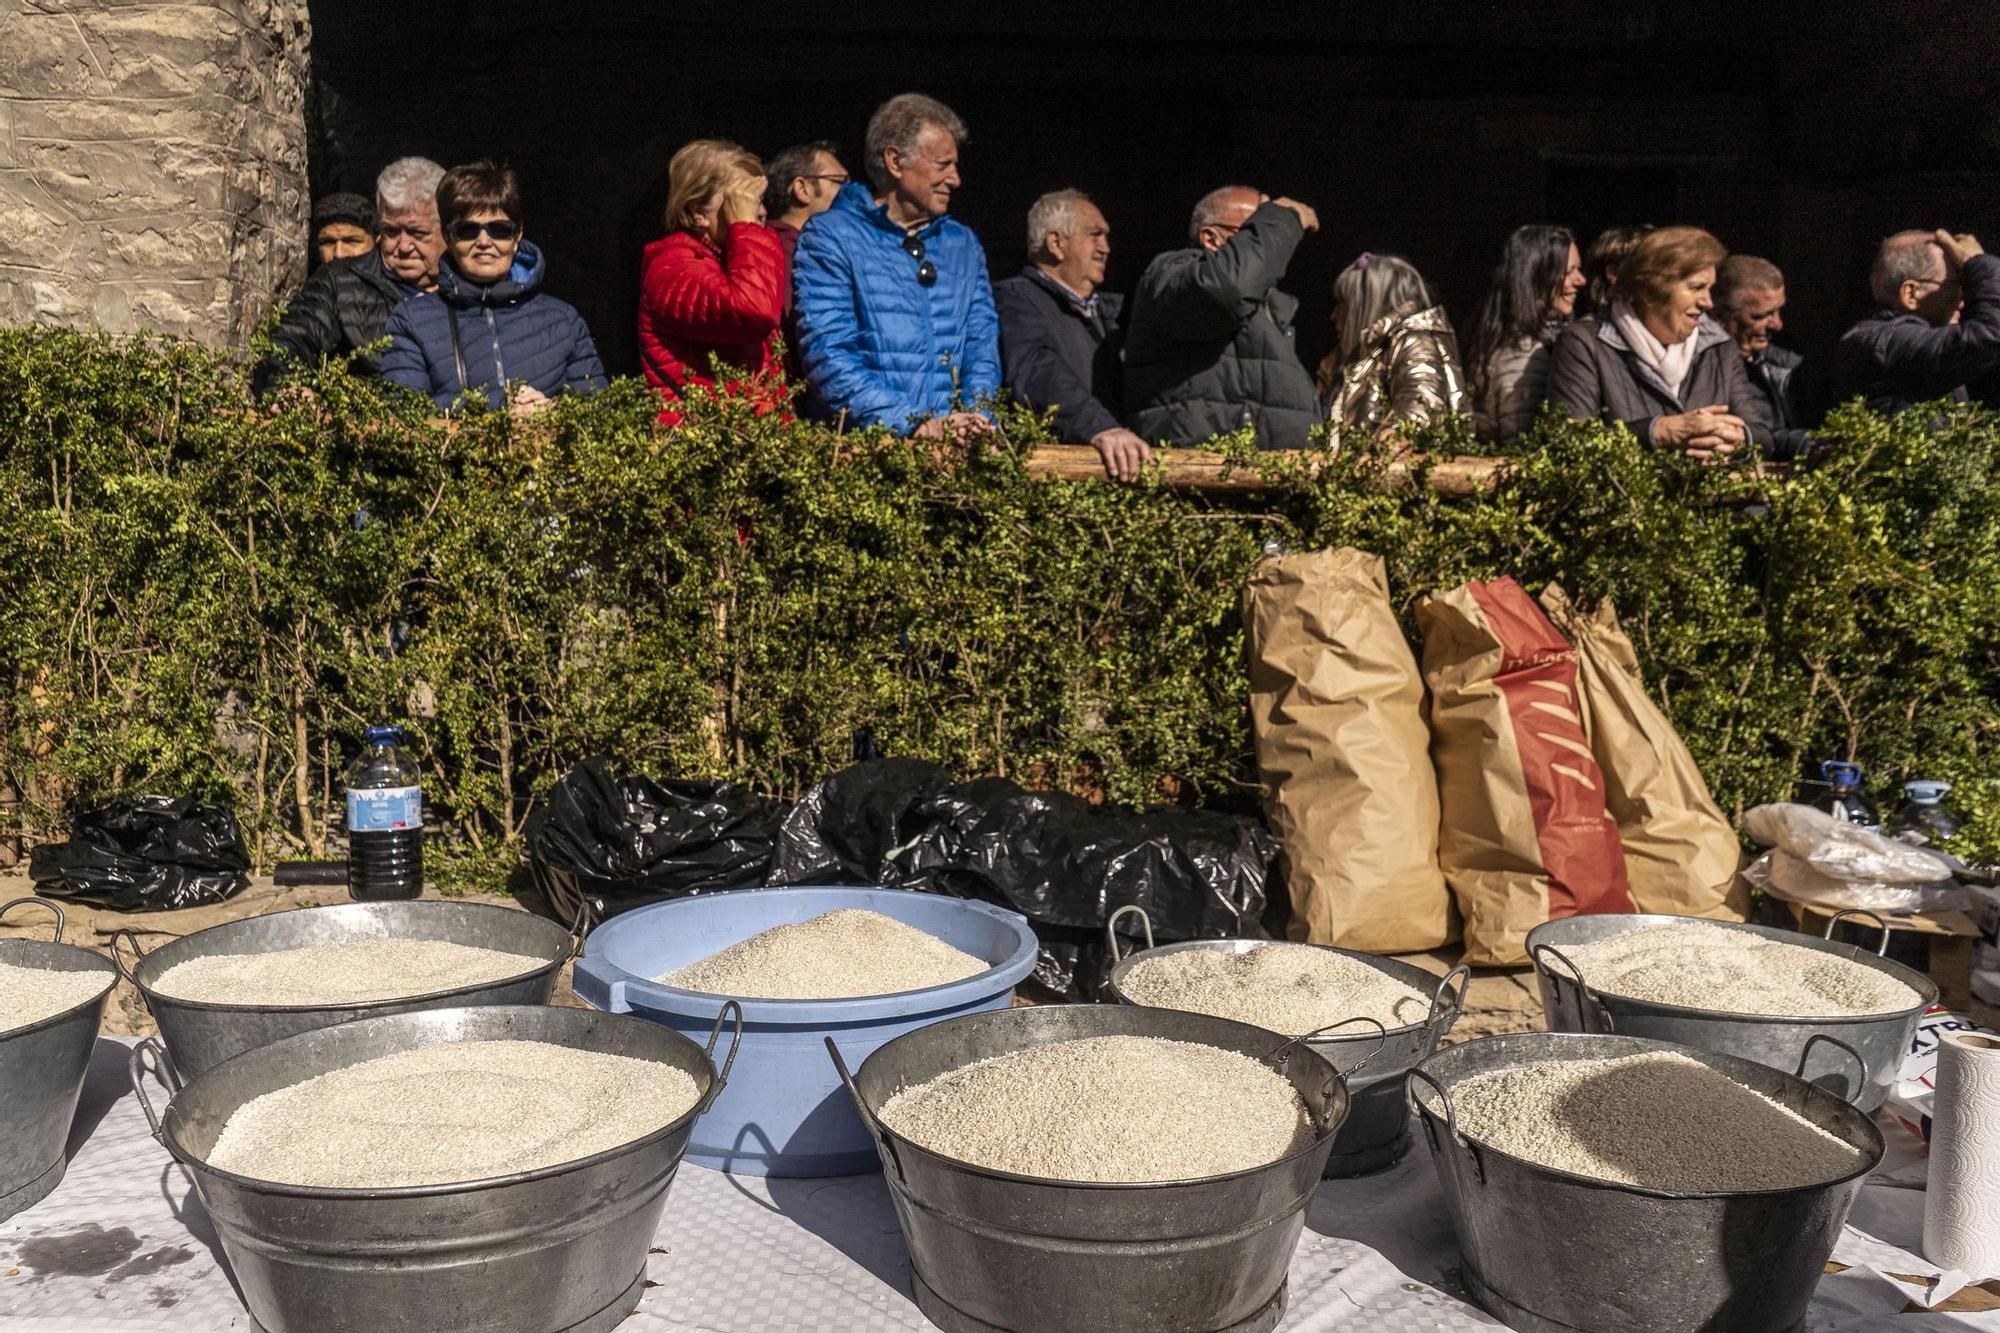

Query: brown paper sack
left=1419, top=577, right=1633, bottom=966
left=1539, top=584, right=1747, bottom=920
left=1243, top=547, right=1451, bottom=952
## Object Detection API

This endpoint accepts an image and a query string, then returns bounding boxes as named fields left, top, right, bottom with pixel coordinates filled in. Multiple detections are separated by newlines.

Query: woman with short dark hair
left=381, top=161, right=604, bottom=414
left=1549, top=225, right=1772, bottom=460
left=1465, top=225, right=1583, bottom=444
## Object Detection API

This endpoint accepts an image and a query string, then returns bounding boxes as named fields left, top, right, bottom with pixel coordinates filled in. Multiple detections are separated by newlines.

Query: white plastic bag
left=1743, top=849, right=1967, bottom=913
left=1743, top=803, right=1957, bottom=882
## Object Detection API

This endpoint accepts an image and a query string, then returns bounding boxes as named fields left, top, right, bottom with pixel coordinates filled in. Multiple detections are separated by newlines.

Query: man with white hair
left=992, top=190, right=1149, bottom=480
left=255, top=156, right=445, bottom=397
left=1123, top=185, right=1320, bottom=448
left=792, top=93, right=1000, bottom=440
left=1831, top=228, right=2000, bottom=415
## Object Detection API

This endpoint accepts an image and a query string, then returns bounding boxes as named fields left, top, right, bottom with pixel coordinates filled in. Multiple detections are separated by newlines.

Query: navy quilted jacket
left=792, top=183, right=1001, bottom=430
left=381, top=241, right=606, bottom=412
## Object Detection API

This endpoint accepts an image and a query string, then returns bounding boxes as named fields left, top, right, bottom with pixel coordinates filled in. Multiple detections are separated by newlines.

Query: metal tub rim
left=139, top=1000, right=741, bottom=1203
left=0, top=945, right=119, bottom=1042
left=1104, top=934, right=1467, bottom=1050
left=116, top=900, right=578, bottom=1015
left=1525, top=911, right=1936, bottom=1026
left=841, top=1002, right=1348, bottom=1193
left=1408, top=1030, right=1885, bottom=1202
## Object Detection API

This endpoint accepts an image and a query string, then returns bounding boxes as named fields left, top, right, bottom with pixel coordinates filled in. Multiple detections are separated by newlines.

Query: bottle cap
left=1821, top=759, right=1865, bottom=787
left=363, top=725, right=405, bottom=745
left=1904, top=779, right=1952, bottom=804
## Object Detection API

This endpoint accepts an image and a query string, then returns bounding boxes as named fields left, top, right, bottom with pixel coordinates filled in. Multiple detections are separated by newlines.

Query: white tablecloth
left=1, top=1039, right=1991, bottom=1331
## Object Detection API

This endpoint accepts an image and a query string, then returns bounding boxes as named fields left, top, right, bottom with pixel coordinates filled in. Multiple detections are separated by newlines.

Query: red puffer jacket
left=637, top=222, right=789, bottom=424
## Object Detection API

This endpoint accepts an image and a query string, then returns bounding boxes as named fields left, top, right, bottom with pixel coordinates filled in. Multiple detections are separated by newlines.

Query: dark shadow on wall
left=305, top=0, right=2000, bottom=387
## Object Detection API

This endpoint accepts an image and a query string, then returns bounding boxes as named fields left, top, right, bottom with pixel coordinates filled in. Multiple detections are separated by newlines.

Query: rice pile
left=658, top=909, right=988, bottom=999
left=879, top=1035, right=1310, bottom=1182
left=1556, top=921, right=1919, bottom=1017
left=1119, top=943, right=1431, bottom=1034
left=1439, top=1051, right=1865, bottom=1192
left=206, top=1040, right=700, bottom=1187
left=0, top=961, right=109, bottom=1035
left=151, top=939, right=547, bottom=1006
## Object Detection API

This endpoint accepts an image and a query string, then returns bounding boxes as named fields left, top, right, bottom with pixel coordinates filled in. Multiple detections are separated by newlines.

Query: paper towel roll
left=1923, top=1031, right=2000, bottom=1277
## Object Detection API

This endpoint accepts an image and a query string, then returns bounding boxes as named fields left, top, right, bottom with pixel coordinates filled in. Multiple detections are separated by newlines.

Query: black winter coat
left=1549, top=314, right=1774, bottom=449
left=253, top=249, right=415, bottom=397
left=1831, top=254, right=2000, bottom=415
left=1122, top=202, right=1318, bottom=449
left=993, top=268, right=1124, bottom=442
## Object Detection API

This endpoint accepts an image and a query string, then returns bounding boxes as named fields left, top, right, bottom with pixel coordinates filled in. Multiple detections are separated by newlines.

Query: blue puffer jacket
left=381, top=241, right=606, bottom=412
left=792, top=183, right=1001, bottom=430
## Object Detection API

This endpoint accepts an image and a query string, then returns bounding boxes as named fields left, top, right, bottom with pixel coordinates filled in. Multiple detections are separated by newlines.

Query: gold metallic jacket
left=1319, top=305, right=1467, bottom=444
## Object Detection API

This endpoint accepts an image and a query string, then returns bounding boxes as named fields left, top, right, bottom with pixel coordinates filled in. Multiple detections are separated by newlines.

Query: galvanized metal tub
left=0, top=899, right=119, bottom=1222
left=131, top=1001, right=740, bottom=1333
left=1527, top=909, right=1934, bottom=1111
left=114, top=900, right=580, bottom=1086
left=1410, top=1031, right=1882, bottom=1333
left=832, top=1003, right=1349, bottom=1333
left=1103, top=906, right=1466, bottom=1178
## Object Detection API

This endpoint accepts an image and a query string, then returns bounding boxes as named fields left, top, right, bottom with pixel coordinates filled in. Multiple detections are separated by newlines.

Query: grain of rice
left=0, top=961, right=108, bottom=1035
left=879, top=1035, right=1310, bottom=1182
left=150, top=939, right=547, bottom=1007
left=658, top=909, right=987, bottom=999
left=1555, top=921, right=1919, bottom=1017
left=206, top=1039, right=700, bottom=1188
left=1438, top=1051, right=1864, bottom=1192
left=1119, top=943, right=1431, bottom=1035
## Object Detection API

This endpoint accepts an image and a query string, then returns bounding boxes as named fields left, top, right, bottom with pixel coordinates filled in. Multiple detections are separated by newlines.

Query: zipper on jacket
left=485, top=307, right=506, bottom=393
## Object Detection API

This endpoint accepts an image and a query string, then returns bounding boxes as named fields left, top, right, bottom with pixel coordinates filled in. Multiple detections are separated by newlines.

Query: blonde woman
left=1318, top=252, right=1467, bottom=447
left=638, top=138, right=788, bottom=424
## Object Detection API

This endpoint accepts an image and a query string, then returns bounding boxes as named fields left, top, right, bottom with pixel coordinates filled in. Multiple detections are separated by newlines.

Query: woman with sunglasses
left=637, top=139, right=789, bottom=426
left=382, top=161, right=605, bottom=414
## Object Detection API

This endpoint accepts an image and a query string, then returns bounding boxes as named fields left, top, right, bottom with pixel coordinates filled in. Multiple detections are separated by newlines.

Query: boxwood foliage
left=2, top=326, right=1995, bottom=888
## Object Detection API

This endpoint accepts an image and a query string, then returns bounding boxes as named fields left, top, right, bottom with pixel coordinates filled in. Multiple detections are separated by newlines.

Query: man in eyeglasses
left=253, top=156, right=445, bottom=398
left=1832, top=228, right=2000, bottom=416
left=792, top=93, right=1001, bottom=442
left=994, top=189, right=1149, bottom=481
left=763, top=141, right=847, bottom=291
left=1123, top=185, right=1321, bottom=449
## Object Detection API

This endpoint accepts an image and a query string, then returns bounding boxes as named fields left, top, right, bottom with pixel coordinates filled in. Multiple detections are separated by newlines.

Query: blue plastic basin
left=571, top=885, right=1038, bottom=1176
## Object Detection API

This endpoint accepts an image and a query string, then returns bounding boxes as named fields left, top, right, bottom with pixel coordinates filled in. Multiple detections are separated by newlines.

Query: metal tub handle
left=700, top=1000, right=744, bottom=1110
left=0, top=896, right=64, bottom=943
left=1285, top=1016, right=1389, bottom=1079
left=129, top=1038, right=171, bottom=1144
left=1427, top=964, right=1471, bottom=1030
left=1105, top=905, right=1154, bottom=964
left=1823, top=908, right=1892, bottom=956
left=107, top=929, right=160, bottom=987
left=826, top=1038, right=905, bottom=1186
left=1796, top=1032, right=1871, bottom=1106
left=1530, top=942, right=1613, bottom=1033
left=1406, top=1067, right=1483, bottom=1186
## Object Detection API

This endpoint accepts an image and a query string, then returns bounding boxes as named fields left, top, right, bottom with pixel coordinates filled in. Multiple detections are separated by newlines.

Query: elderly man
left=993, top=190, right=1149, bottom=480
left=255, top=156, right=445, bottom=397
left=1713, top=254, right=1813, bottom=457
left=1123, top=185, right=1320, bottom=448
left=792, top=93, right=1000, bottom=441
left=1831, top=229, right=2000, bottom=415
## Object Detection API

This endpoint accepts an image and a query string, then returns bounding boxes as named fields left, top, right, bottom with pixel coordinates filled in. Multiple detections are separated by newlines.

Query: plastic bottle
left=344, top=725, right=423, bottom=900
left=1888, top=780, right=1960, bottom=846
left=1813, top=760, right=1881, bottom=830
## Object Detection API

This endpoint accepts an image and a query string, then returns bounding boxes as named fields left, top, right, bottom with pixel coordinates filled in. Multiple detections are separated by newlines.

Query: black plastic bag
left=28, top=795, right=251, bottom=912
left=525, top=760, right=786, bottom=922
left=771, top=760, right=1276, bottom=999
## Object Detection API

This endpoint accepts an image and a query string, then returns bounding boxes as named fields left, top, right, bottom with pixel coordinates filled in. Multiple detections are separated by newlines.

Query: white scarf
left=1610, top=299, right=1701, bottom=400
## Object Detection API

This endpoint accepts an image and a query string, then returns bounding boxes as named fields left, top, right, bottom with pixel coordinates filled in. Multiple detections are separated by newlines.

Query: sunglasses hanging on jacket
left=901, top=233, right=937, bottom=287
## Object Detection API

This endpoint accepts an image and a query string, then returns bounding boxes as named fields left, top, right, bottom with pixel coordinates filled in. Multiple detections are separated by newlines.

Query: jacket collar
left=832, top=181, right=948, bottom=240
left=435, top=239, right=546, bottom=309
left=1593, top=312, right=1729, bottom=403
left=1358, top=303, right=1451, bottom=349
left=1023, top=266, right=1106, bottom=319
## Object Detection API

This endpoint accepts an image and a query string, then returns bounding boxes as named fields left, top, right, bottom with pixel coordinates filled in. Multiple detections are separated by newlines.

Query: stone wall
left=0, top=0, right=310, bottom=345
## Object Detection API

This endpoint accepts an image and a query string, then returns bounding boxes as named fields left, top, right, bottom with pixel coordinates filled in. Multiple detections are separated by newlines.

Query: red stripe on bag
left=1466, top=579, right=1633, bottom=919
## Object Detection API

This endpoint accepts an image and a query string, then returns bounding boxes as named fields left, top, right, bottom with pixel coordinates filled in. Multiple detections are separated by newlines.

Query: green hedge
left=3, top=325, right=1997, bottom=888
